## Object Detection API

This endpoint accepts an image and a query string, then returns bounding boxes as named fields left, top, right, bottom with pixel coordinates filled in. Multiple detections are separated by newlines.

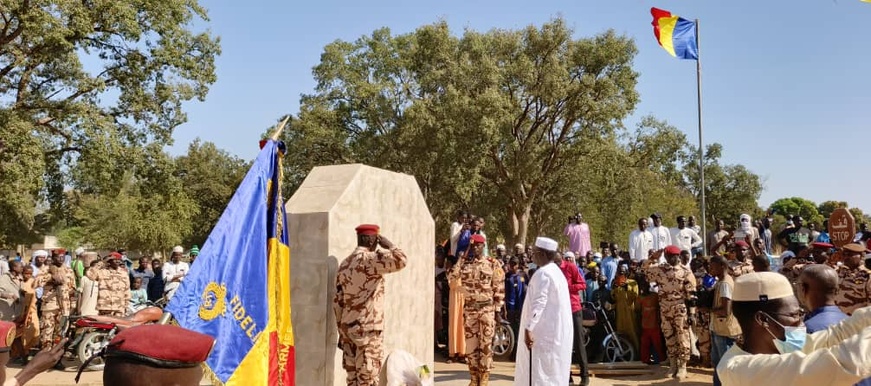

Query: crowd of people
left=433, top=210, right=871, bottom=385
left=0, top=245, right=198, bottom=366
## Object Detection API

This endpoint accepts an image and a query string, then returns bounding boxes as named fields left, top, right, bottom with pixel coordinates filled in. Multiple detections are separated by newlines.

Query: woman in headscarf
left=0, top=260, right=23, bottom=321
left=11, top=265, right=39, bottom=362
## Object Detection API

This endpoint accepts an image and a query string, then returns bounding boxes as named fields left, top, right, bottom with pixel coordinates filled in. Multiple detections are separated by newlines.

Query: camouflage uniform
left=694, top=309, right=712, bottom=365
left=36, top=265, right=76, bottom=347
left=835, top=265, right=871, bottom=315
left=86, top=265, right=131, bottom=317
left=641, top=261, right=694, bottom=363
left=727, top=260, right=754, bottom=279
left=448, top=255, right=505, bottom=381
left=333, top=246, right=408, bottom=386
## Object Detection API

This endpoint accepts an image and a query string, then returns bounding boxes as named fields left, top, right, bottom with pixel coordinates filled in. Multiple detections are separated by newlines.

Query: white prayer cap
left=172, top=246, right=184, bottom=253
left=733, top=272, right=793, bottom=302
left=74, top=247, right=85, bottom=256
left=514, top=243, right=524, bottom=250
left=32, top=250, right=48, bottom=258
left=563, top=251, right=576, bottom=259
left=496, top=244, right=506, bottom=251
left=534, top=237, right=558, bottom=252
left=594, top=252, right=602, bottom=258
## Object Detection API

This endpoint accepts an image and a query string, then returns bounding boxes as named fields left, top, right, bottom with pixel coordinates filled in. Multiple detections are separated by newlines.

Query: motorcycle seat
left=85, top=307, right=164, bottom=330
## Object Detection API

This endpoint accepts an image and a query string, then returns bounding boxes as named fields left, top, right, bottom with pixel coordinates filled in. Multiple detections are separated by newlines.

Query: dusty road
left=434, top=357, right=714, bottom=386
left=7, top=354, right=713, bottom=385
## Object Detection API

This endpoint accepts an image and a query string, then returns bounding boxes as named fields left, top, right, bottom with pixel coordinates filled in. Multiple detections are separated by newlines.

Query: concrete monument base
left=286, top=164, right=435, bottom=385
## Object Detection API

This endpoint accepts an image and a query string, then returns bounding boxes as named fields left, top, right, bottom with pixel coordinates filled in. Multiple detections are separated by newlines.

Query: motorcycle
left=491, top=318, right=515, bottom=358
left=582, top=300, right=636, bottom=363
left=62, top=302, right=165, bottom=371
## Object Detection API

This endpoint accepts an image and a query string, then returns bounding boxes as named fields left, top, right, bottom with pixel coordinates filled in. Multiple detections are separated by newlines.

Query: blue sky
left=171, top=0, right=871, bottom=213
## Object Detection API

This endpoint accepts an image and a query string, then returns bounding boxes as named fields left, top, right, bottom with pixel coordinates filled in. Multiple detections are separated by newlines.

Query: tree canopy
left=0, top=0, right=220, bottom=245
left=272, top=19, right=766, bottom=245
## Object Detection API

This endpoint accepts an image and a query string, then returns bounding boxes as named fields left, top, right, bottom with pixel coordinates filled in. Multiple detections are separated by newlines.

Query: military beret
left=811, top=242, right=835, bottom=249
left=734, top=240, right=750, bottom=248
left=733, top=272, right=793, bottom=302
left=105, top=325, right=215, bottom=368
left=664, top=245, right=682, bottom=255
left=470, top=234, right=486, bottom=244
left=106, top=252, right=122, bottom=260
left=355, top=224, right=380, bottom=236
left=0, top=321, right=16, bottom=353
left=843, top=243, right=870, bottom=254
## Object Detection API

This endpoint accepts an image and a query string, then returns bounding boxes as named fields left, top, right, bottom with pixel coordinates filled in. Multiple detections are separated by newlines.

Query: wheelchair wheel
left=492, top=323, right=515, bottom=358
left=603, top=334, right=636, bottom=362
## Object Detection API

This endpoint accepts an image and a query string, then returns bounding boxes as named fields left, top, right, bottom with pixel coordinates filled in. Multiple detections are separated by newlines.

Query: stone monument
left=286, top=164, right=435, bottom=385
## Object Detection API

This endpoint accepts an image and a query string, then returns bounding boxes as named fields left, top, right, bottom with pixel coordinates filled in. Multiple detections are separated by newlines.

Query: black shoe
left=580, top=376, right=590, bottom=386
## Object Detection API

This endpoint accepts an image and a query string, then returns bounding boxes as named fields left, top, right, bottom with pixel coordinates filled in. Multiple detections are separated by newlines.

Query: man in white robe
left=514, top=237, right=573, bottom=386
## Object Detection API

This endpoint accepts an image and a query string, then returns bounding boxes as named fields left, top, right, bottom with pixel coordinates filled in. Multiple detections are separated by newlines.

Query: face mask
left=763, top=313, right=807, bottom=354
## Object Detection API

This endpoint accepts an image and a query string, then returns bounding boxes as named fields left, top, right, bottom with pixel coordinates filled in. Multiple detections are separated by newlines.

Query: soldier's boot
left=668, top=358, right=677, bottom=377
left=467, top=371, right=479, bottom=386
left=676, top=360, right=688, bottom=379
left=479, top=372, right=490, bottom=386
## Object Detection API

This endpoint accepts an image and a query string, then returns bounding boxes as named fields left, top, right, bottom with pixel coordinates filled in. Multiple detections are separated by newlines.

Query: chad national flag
left=651, top=7, right=698, bottom=60
left=166, top=139, right=295, bottom=386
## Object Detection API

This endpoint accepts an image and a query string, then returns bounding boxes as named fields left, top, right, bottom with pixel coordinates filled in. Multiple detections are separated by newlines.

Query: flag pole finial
left=270, top=116, right=290, bottom=141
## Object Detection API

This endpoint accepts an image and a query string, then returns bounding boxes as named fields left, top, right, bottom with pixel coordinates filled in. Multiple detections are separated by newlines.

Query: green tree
left=175, top=139, right=250, bottom=247
left=683, top=143, right=764, bottom=228
left=277, top=19, right=639, bottom=244
left=817, top=200, right=848, bottom=219
left=769, top=197, right=824, bottom=226
left=0, top=0, right=220, bottom=241
left=74, top=149, right=197, bottom=252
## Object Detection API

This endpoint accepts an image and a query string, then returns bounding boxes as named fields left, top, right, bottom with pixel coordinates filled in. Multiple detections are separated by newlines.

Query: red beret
left=55, top=249, right=66, bottom=255
left=0, top=321, right=15, bottom=353
left=811, top=242, right=834, bottom=249
left=734, top=240, right=750, bottom=248
left=664, top=245, right=682, bottom=255
left=355, top=224, right=380, bottom=236
left=105, top=325, right=215, bottom=368
left=470, top=234, right=486, bottom=244
left=107, top=252, right=123, bottom=260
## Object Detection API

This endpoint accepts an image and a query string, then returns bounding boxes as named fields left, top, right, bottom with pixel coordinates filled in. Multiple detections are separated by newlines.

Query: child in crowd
left=638, top=279, right=665, bottom=365
left=129, top=277, right=148, bottom=313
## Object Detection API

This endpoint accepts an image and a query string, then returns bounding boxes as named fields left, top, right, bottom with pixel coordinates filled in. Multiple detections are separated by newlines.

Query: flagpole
left=695, top=18, right=707, bottom=254
left=270, top=115, right=290, bottom=141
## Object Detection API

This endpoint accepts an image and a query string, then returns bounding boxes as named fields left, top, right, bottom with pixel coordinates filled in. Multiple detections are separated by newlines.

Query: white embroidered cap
left=534, top=237, right=558, bottom=253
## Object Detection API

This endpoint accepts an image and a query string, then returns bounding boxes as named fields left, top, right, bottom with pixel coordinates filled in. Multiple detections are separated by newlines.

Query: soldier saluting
left=449, top=234, right=505, bottom=386
left=641, top=245, right=695, bottom=379
left=333, top=224, right=408, bottom=386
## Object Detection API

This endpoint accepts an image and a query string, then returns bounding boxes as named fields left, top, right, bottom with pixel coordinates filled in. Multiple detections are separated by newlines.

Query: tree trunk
left=509, top=203, right=532, bottom=247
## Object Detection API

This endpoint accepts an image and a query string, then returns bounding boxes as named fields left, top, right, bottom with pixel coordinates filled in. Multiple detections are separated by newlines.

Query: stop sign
left=829, top=208, right=855, bottom=247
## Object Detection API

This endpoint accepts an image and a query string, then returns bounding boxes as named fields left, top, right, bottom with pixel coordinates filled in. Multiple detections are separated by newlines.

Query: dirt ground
left=6, top=352, right=714, bottom=385
left=433, top=353, right=715, bottom=386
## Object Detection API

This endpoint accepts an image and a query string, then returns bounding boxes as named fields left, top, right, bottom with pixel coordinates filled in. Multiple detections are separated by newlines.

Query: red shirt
left=559, top=260, right=587, bottom=313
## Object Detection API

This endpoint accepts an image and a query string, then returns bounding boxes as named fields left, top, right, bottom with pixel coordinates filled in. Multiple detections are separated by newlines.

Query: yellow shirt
left=718, top=306, right=871, bottom=386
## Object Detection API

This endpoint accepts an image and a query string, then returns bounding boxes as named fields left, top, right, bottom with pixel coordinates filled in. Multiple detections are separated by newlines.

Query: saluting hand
left=378, top=236, right=394, bottom=249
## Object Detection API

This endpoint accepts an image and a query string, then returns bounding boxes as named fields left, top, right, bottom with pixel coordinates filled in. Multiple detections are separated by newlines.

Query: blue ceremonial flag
left=166, top=139, right=295, bottom=385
